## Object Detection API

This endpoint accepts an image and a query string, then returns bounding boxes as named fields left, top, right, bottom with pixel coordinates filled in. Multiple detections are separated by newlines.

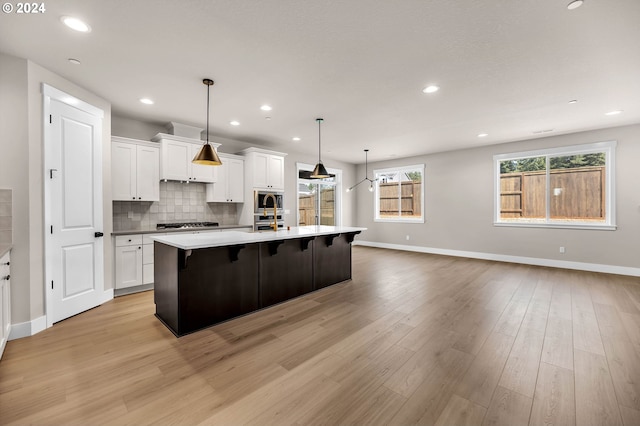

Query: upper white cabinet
left=241, top=148, right=287, bottom=191
left=112, top=137, right=160, bottom=201
left=205, top=153, right=245, bottom=203
left=152, top=133, right=221, bottom=183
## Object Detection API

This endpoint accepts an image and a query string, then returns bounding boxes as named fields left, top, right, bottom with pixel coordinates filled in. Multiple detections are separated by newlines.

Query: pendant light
left=347, top=149, right=377, bottom=192
left=192, top=78, right=222, bottom=166
left=310, top=118, right=330, bottom=178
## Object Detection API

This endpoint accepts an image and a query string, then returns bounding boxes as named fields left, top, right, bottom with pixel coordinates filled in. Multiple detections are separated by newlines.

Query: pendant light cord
left=317, top=118, right=323, bottom=162
left=206, top=82, right=210, bottom=144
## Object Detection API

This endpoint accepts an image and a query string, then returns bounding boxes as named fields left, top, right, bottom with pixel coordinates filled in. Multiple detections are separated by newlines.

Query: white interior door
left=44, top=86, right=105, bottom=325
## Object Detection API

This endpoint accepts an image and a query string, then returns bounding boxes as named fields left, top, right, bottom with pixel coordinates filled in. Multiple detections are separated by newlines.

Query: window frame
left=373, top=164, right=425, bottom=224
left=493, top=141, right=616, bottom=230
left=296, top=162, right=342, bottom=226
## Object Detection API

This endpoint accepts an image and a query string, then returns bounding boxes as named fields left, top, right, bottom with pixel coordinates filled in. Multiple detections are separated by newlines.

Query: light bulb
left=369, top=185, right=374, bottom=192
left=346, top=187, right=351, bottom=192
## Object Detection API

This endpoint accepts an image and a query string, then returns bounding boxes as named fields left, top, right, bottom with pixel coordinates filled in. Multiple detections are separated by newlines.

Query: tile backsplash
left=113, top=181, right=238, bottom=231
left=0, top=188, right=11, bottom=243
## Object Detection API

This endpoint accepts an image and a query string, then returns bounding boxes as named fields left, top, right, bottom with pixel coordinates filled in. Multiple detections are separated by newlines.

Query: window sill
left=374, top=218, right=425, bottom=224
left=494, top=222, right=616, bottom=231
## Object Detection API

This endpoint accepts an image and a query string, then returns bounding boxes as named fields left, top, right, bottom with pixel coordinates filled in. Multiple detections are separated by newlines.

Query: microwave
left=255, top=191, right=284, bottom=213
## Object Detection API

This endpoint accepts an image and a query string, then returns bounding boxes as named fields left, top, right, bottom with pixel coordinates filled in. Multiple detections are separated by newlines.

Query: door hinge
left=49, top=114, right=52, bottom=124
left=51, top=280, right=54, bottom=289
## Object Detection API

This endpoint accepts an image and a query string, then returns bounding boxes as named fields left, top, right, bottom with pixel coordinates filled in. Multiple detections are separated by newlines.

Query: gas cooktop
left=156, top=222, right=219, bottom=229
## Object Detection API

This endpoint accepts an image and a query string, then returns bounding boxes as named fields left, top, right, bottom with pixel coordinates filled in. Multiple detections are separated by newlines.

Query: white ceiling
left=1, top=0, right=639, bottom=163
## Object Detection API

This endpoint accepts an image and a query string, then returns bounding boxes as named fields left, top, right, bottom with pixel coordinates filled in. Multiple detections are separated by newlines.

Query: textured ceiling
left=1, top=0, right=639, bottom=163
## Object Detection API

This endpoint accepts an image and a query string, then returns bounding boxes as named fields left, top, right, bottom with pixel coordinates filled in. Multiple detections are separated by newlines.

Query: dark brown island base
left=152, top=226, right=365, bottom=336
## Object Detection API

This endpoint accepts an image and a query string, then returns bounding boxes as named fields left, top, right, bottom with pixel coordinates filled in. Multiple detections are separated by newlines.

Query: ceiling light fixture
left=139, top=98, right=154, bottom=105
left=292, top=137, right=301, bottom=141
left=310, top=118, right=330, bottom=179
left=477, top=133, right=489, bottom=138
left=260, top=105, right=272, bottom=111
left=68, top=58, right=81, bottom=65
left=61, top=16, right=91, bottom=32
left=567, top=0, right=584, bottom=10
left=192, top=79, right=222, bottom=166
left=605, top=110, right=623, bottom=116
left=568, top=99, right=578, bottom=104
left=230, top=120, right=240, bottom=126
left=422, top=85, right=440, bottom=94
left=347, top=149, right=377, bottom=193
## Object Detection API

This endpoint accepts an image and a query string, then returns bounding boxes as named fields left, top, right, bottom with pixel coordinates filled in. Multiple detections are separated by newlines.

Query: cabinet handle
left=138, top=197, right=142, bottom=200
left=132, top=197, right=136, bottom=200
left=2, top=262, right=8, bottom=266
left=2, top=275, right=9, bottom=281
left=128, top=239, right=132, bottom=242
left=138, top=247, right=142, bottom=250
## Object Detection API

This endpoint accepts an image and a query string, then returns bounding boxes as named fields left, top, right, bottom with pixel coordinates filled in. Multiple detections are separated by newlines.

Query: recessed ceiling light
left=139, top=98, right=154, bottom=105
left=265, top=116, right=272, bottom=121
left=292, top=137, right=301, bottom=142
left=568, top=99, right=578, bottom=104
left=230, top=120, right=240, bottom=126
left=422, top=85, right=439, bottom=94
left=61, top=16, right=91, bottom=33
left=68, top=58, right=81, bottom=65
left=260, top=105, right=272, bottom=111
left=477, top=133, right=489, bottom=138
left=567, top=0, right=584, bottom=10
left=605, top=110, right=623, bottom=116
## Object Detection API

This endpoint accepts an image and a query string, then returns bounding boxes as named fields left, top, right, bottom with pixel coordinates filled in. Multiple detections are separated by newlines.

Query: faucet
left=263, top=193, right=278, bottom=231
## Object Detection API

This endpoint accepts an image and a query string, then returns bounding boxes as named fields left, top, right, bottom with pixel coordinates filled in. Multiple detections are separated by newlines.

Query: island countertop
left=151, top=225, right=366, bottom=250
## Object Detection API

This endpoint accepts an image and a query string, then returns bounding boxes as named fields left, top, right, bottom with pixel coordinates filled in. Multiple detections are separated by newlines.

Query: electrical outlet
left=559, top=246, right=565, bottom=254
left=406, top=235, right=410, bottom=241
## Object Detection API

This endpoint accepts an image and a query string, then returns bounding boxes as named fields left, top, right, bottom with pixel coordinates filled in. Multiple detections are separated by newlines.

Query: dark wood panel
left=260, top=238, right=314, bottom=306
left=153, top=241, right=179, bottom=334
left=177, top=244, right=260, bottom=335
left=314, top=234, right=352, bottom=290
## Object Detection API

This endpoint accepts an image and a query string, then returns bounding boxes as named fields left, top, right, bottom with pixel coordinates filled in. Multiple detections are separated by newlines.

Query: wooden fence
left=299, top=188, right=335, bottom=225
left=378, top=181, right=422, bottom=218
left=500, top=166, right=605, bottom=219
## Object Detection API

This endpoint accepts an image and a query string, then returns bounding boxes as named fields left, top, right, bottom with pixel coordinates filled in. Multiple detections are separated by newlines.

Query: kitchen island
left=152, top=226, right=365, bottom=336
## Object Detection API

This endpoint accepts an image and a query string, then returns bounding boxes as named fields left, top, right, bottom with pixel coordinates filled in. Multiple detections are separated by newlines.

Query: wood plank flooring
left=1, top=246, right=639, bottom=425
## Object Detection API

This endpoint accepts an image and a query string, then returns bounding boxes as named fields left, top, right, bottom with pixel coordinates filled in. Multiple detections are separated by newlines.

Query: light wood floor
left=2, top=246, right=640, bottom=425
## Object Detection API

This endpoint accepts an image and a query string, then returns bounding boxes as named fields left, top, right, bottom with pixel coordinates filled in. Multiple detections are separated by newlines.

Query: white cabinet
left=115, top=235, right=143, bottom=289
left=152, top=133, right=221, bottom=183
left=242, top=148, right=286, bottom=191
left=205, top=154, right=244, bottom=203
left=112, top=137, right=160, bottom=201
left=142, top=234, right=159, bottom=285
left=0, top=250, right=10, bottom=359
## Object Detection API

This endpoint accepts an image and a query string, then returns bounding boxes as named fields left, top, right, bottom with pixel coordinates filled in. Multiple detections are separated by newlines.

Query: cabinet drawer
left=115, top=235, right=142, bottom=247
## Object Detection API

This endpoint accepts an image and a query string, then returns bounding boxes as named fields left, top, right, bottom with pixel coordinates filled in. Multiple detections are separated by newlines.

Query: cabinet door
left=267, top=155, right=285, bottom=191
left=205, top=170, right=227, bottom=202
left=115, top=245, right=143, bottom=289
left=252, top=152, right=270, bottom=189
left=161, top=140, right=190, bottom=181
left=0, top=252, right=9, bottom=357
left=227, top=158, right=244, bottom=202
left=136, top=145, right=160, bottom=201
left=112, top=142, right=137, bottom=201
left=190, top=144, right=218, bottom=183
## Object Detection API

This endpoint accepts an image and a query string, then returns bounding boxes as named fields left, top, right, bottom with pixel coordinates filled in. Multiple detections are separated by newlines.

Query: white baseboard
left=9, top=315, right=46, bottom=341
left=354, top=240, right=640, bottom=277
left=9, top=289, right=113, bottom=341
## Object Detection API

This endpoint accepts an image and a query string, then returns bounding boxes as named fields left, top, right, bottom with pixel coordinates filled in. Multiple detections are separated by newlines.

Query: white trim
left=296, top=162, right=343, bottom=226
left=494, top=140, right=616, bottom=228
left=354, top=240, right=640, bottom=277
left=101, top=288, right=114, bottom=304
left=9, top=315, right=47, bottom=340
left=373, top=163, right=425, bottom=223
left=42, top=84, right=104, bottom=118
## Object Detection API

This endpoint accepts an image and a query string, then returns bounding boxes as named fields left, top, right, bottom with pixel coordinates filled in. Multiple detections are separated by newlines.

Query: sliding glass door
left=297, top=163, right=341, bottom=226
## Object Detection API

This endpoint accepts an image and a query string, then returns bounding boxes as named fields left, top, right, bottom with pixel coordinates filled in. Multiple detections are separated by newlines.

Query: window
left=494, top=141, right=616, bottom=229
left=374, top=164, right=424, bottom=223
left=297, top=163, right=342, bottom=226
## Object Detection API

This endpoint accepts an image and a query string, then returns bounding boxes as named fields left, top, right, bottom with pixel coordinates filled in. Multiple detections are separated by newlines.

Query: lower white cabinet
left=1, top=250, right=11, bottom=359
left=115, top=235, right=143, bottom=289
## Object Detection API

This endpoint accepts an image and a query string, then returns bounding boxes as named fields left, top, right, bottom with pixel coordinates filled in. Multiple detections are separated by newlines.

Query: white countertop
left=151, top=226, right=366, bottom=250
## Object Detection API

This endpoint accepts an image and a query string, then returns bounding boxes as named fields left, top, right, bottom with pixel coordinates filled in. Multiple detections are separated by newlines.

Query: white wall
left=0, top=52, right=112, bottom=326
left=356, top=124, right=640, bottom=272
